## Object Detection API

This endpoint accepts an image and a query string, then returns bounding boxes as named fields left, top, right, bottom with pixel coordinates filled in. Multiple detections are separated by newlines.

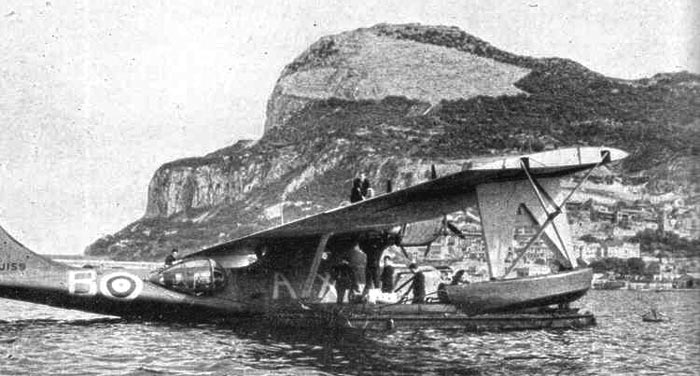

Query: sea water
left=0, top=290, right=698, bottom=376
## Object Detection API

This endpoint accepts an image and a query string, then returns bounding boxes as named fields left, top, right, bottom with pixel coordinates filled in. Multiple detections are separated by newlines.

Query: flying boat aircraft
left=0, top=146, right=628, bottom=331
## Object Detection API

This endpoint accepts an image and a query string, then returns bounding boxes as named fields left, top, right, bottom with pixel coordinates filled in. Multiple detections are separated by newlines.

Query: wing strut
left=399, top=245, right=411, bottom=260
left=502, top=151, right=610, bottom=278
left=300, top=233, right=333, bottom=299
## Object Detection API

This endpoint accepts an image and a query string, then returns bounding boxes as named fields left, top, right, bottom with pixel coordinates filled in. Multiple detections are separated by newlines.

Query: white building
left=604, top=242, right=640, bottom=259
left=574, top=241, right=603, bottom=263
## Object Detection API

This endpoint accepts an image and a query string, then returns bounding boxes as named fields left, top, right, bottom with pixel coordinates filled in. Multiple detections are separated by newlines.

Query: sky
left=0, top=0, right=697, bottom=255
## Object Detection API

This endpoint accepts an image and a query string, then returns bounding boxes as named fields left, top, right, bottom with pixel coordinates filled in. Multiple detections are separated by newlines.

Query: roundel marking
left=99, top=272, right=143, bottom=299
left=106, top=276, right=136, bottom=297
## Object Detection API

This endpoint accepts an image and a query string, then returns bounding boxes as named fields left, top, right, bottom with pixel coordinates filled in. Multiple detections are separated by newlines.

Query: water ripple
left=1, top=291, right=698, bottom=375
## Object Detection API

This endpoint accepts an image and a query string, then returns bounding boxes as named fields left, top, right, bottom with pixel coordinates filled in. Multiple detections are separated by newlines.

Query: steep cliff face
left=85, top=24, right=700, bottom=260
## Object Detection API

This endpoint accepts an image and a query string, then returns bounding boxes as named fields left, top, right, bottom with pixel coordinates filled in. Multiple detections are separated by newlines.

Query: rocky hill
left=85, top=24, right=700, bottom=261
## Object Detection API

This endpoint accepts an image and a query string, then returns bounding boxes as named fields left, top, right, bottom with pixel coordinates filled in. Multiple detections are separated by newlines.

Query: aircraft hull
left=0, top=273, right=594, bottom=331
left=0, top=284, right=256, bottom=321
left=443, top=268, right=593, bottom=314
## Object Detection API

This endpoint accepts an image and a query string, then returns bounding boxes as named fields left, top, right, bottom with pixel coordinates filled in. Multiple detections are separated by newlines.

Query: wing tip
left=604, top=147, right=629, bottom=163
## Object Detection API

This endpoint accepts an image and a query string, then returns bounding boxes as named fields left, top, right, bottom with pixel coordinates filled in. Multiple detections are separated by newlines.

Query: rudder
left=0, top=223, right=68, bottom=275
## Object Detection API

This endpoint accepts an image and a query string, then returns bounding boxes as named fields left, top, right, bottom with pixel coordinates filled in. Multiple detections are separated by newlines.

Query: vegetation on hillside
left=629, top=229, right=700, bottom=258
left=588, top=257, right=651, bottom=277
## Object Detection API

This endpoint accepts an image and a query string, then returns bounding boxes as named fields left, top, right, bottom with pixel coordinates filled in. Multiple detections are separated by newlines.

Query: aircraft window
left=226, top=253, right=258, bottom=268
left=205, top=244, right=265, bottom=269
left=152, top=258, right=227, bottom=295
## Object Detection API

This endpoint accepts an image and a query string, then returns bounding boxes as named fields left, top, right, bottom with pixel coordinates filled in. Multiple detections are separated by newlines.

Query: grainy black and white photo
left=0, top=1, right=698, bottom=375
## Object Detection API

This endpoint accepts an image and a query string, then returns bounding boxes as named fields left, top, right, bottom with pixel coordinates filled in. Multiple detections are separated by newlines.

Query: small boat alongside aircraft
left=0, top=146, right=628, bottom=331
left=443, top=268, right=593, bottom=314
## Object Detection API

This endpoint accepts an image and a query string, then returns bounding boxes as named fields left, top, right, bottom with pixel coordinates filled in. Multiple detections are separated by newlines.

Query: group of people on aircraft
left=330, top=251, right=427, bottom=305
left=331, top=250, right=404, bottom=304
left=349, top=172, right=373, bottom=203
left=337, top=172, right=428, bottom=304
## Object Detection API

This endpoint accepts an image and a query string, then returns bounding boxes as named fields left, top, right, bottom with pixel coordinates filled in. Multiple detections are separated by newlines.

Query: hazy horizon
left=0, top=0, right=697, bottom=255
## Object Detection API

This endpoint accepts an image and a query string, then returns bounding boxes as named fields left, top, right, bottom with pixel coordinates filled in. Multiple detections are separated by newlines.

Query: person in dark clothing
left=359, top=233, right=384, bottom=294
left=409, top=263, right=426, bottom=304
left=348, top=243, right=366, bottom=298
left=164, top=249, right=179, bottom=267
left=331, top=259, right=355, bottom=304
left=350, top=177, right=364, bottom=203
left=359, top=173, right=371, bottom=198
left=364, top=262, right=380, bottom=294
left=380, top=255, right=395, bottom=293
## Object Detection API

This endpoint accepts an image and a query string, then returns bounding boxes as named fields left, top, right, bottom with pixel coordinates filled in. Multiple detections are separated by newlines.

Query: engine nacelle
left=151, top=258, right=226, bottom=295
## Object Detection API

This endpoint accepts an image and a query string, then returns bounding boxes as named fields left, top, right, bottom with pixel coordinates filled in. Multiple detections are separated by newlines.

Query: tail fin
left=0, top=223, right=69, bottom=275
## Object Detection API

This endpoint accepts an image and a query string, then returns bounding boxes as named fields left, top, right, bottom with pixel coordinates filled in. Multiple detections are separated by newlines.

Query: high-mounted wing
left=187, top=146, right=627, bottom=259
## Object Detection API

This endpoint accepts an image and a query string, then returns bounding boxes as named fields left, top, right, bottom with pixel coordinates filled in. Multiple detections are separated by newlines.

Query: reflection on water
left=1, top=290, right=698, bottom=375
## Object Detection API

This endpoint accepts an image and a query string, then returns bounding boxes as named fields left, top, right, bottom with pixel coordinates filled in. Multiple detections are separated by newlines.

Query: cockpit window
left=151, top=258, right=227, bottom=295
left=197, top=243, right=265, bottom=269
